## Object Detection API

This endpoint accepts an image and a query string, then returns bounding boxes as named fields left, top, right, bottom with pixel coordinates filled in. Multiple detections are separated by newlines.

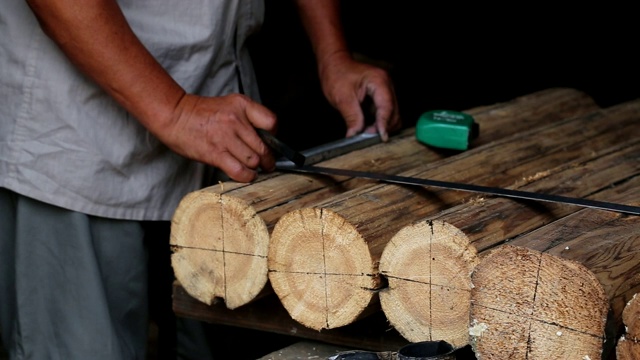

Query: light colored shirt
left=0, top=0, right=264, bottom=220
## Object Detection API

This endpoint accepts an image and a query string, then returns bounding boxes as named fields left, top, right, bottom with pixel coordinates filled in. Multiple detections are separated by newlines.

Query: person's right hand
left=154, top=93, right=277, bottom=183
left=25, top=1, right=277, bottom=183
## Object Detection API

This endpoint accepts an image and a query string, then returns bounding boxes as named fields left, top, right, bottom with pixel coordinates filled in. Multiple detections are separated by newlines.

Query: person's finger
left=216, top=150, right=258, bottom=183
left=244, top=129, right=275, bottom=173
left=366, top=84, right=396, bottom=141
left=245, top=100, right=277, bottom=132
left=337, top=95, right=365, bottom=138
left=242, top=101, right=277, bottom=171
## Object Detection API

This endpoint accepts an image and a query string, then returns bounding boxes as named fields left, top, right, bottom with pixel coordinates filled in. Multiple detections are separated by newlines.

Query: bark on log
left=269, top=101, right=636, bottom=331
left=376, top=101, right=640, bottom=346
left=171, top=88, right=599, bottom=309
left=617, top=292, right=640, bottom=360
left=470, top=245, right=609, bottom=360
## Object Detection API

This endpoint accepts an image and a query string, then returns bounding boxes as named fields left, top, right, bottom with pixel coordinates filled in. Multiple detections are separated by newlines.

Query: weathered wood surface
left=171, top=87, right=599, bottom=309
left=507, top=174, right=640, bottom=326
left=376, top=101, right=640, bottom=348
left=268, top=100, right=638, bottom=332
left=470, top=245, right=609, bottom=360
left=407, top=136, right=639, bottom=359
left=378, top=220, right=478, bottom=348
left=617, top=292, right=640, bottom=360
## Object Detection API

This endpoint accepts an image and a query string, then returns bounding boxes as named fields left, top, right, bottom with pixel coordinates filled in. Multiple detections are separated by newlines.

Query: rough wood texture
left=170, top=191, right=270, bottom=309
left=268, top=207, right=383, bottom=330
left=373, top=101, right=640, bottom=347
left=507, top=174, right=640, bottom=327
left=268, top=102, right=635, bottom=332
left=378, top=221, right=477, bottom=348
left=171, top=88, right=599, bottom=310
left=617, top=293, right=640, bottom=360
left=470, top=245, right=608, bottom=360
left=465, top=173, right=640, bottom=359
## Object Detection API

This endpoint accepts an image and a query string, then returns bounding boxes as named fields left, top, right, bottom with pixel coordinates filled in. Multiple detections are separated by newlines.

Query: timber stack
left=170, top=87, right=640, bottom=359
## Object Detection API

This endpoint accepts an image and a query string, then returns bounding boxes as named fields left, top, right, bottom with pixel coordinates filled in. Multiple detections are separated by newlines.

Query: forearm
left=26, top=0, right=184, bottom=133
left=292, top=0, right=351, bottom=71
left=293, top=0, right=401, bottom=140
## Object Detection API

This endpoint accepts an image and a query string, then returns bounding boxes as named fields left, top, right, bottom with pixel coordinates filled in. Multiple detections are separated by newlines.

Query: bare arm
left=293, top=0, right=401, bottom=141
left=27, top=0, right=275, bottom=182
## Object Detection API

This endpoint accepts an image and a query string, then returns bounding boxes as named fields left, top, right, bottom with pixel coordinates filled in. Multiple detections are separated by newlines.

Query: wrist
left=318, top=49, right=352, bottom=78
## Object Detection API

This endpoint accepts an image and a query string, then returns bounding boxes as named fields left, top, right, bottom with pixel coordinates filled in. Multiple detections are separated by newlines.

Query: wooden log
left=267, top=101, right=638, bottom=332
left=170, top=88, right=599, bottom=309
left=507, top=174, right=640, bottom=329
left=617, top=292, right=640, bottom=360
left=380, top=146, right=640, bottom=348
left=442, top=156, right=640, bottom=358
left=470, top=245, right=609, bottom=360
left=378, top=220, right=478, bottom=348
left=376, top=101, right=640, bottom=346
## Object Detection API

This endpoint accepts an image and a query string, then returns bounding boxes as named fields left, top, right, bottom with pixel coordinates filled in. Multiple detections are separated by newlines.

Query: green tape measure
left=416, top=110, right=479, bottom=151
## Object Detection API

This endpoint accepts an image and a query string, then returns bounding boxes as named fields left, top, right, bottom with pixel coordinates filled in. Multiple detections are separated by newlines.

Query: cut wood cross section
left=617, top=292, right=640, bottom=360
left=470, top=245, right=608, bottom=360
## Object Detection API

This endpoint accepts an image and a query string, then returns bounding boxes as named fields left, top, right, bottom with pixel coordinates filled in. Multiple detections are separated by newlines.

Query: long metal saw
left=257, top=130, right=640, bottom=216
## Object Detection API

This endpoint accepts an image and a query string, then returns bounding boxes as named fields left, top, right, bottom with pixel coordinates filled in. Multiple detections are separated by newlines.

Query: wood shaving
left=469, top=320, right=489, bottom=336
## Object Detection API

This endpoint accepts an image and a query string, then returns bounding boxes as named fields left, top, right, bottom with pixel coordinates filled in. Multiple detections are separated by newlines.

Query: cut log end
left=268, top=208, right=378, bottom=330
left=470, top=245, right=608, bottom=359
left=170, top=189, right=270, bottom=309
left=379, top=220, right=478, bottom=348
left=617, top=292, right=640, bottom=360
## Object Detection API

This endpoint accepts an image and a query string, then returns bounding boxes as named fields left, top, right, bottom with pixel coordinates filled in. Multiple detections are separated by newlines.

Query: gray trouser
left=0, top=188, right=149, bottom=360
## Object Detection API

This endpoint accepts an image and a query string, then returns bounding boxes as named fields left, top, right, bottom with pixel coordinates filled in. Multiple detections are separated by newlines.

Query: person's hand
left=154, top=93, right=277, bottom=183
left=318, top=51, right=401, bottom=142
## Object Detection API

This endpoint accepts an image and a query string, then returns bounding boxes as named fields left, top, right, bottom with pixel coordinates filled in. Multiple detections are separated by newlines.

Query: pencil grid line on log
left=170, top=191, right=270, bottom=309
left=418, top=146, right=640, bottom=357
left=424, top=146, right=639, bottom=359
left=169, top=88, right=601, bottom=311
left=469, top=245, right=608, bottom=360
left=267, top=100, right=639, bottom=335
left=269, top=207, right=382, bottom=330
left=378, top=220, right=478, bottom=348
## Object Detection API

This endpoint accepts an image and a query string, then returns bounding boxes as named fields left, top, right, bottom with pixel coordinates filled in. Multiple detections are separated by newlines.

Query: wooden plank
left=171, top=282, right=410, bottom=352
left=267, top=101, right=639, bottom=332
left=258, top=340, right=351, bottom=360
left=170, top=88, right=600, bottom=309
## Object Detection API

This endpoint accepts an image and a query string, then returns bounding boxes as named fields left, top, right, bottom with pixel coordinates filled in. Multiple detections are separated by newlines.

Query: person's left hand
left=318, top=51, right=401, bottom=142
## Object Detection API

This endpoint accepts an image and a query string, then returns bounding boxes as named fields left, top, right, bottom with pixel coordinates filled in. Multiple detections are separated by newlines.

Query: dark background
left=251, top=1, right=639, bottom=151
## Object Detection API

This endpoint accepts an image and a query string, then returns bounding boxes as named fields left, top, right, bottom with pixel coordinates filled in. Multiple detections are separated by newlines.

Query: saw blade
left=275, top=163, right=640, bottom=216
